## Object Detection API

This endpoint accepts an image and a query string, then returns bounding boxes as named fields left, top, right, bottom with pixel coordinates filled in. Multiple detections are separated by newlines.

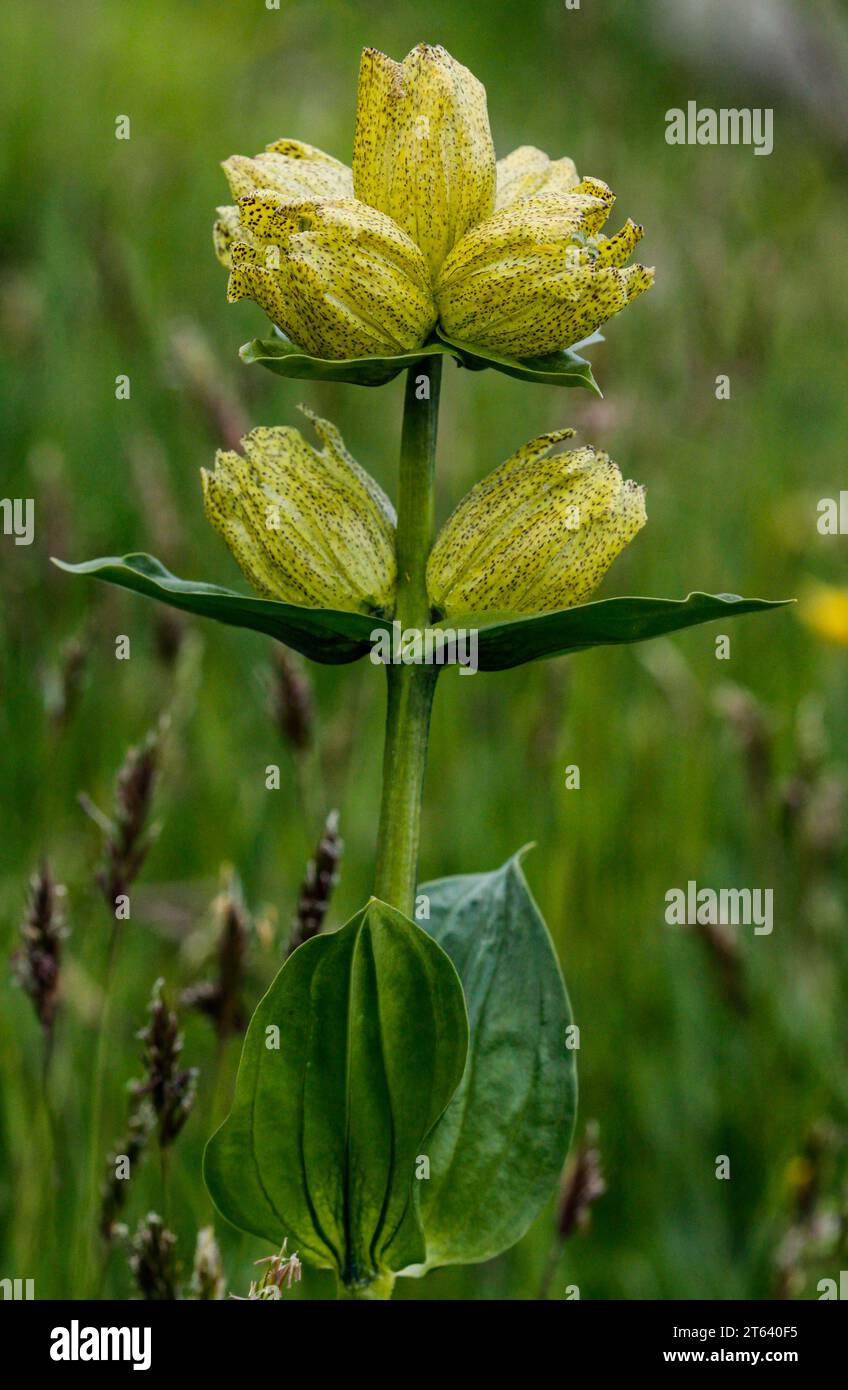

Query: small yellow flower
left=427, top=430, right=646, bottom=618
left=214, top=45, right=653, bottom=362
left=352, top=44, right=495, bottom=276
left=201, top=409, right=396, bottom=614
left=436, top=182, right=654, bottom=359
left=798, top=582, right=848, bottom=647
left=226, top=195, right=436, bottom=359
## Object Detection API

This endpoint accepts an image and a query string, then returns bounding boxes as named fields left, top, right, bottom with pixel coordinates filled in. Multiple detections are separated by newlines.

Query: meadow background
left=1, top=0, right=847, bottom=1300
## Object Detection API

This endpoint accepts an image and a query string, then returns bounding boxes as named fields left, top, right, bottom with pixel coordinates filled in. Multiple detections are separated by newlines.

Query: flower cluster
left=214, top=44, right=653, bottom=361
left=203, top=44, right=649, bottom=621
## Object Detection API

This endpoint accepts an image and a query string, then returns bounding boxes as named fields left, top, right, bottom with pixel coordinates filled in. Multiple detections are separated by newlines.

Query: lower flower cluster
left=200, top=414, right=645, bottom=622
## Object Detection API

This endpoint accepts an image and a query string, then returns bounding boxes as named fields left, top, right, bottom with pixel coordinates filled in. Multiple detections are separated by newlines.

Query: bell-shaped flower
left=435, top=180, right=654, bottom=359
left=225, top=193, right=437, bottom=358
left=352, top=43, right=496, bottom=276
left=201, top=409, right=397, bottom=615
left=427, top=429, right=646, bottom=618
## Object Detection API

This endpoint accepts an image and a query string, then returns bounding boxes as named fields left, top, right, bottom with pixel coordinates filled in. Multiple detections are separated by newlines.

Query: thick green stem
left=338, top=1271, right=396, bottom=1300
left=373, top=359, right=442, bottom=918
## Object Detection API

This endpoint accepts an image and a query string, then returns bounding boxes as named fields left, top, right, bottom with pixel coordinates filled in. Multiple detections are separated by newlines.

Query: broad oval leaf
left=451, top=591, right=792, bottom=672
left=240, top=335, right=460, bottom=387
left=204, top=898, right=468, bottom=1290
left=412, top=850, right=576, bottom=1270
left=52, top=553, right=389, bottom=665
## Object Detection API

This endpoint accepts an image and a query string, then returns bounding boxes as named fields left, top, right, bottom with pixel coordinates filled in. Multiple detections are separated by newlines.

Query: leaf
left=204, top=899, right=468, bottom=1289
left=240, top=334, right=460, bottom=387
left=52, top=553, right=390, bottom=665
left=455, top=591, right=793, bottom=672
left=437, top=329, right=602, bottom=394
left=412, top=850, right=576, bottom=1270
left=240, top=328, right=601, bottom=391
left=54, top=559, right=790, bottom=674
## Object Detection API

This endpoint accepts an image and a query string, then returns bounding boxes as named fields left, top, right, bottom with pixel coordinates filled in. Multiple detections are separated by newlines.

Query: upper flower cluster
left=214, top=44, right=654, bottom=362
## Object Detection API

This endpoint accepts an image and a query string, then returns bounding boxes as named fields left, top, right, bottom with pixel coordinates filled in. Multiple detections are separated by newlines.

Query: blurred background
left=1, top=0, right=847, bottom=1301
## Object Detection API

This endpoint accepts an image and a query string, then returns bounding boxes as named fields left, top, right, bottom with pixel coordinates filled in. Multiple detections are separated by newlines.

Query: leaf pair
left=52, top=553, right=790, bottom=670
left=204, top=853, right=576, bottom=1289
left=240, top=329, right=602, bottom=393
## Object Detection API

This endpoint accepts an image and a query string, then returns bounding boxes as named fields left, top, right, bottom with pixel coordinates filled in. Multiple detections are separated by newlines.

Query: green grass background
left=1, top=0, right=846, bottom=1300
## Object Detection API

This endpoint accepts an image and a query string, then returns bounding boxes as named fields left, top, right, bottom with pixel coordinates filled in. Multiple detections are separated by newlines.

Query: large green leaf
left=458, top=591, right=792, bottom=672
left=204, top=898, right=468, bottom=1291
left=411, top=850, right=576, bottom=1270
left=52, top=553, right=386, bottom=665
left=54, top=557, right=790, bottom=673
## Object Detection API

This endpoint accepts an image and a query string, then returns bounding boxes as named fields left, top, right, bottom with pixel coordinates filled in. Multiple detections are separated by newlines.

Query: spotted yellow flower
left=798, top=581, right=848, bottom=647
left=436, top=182, right=653, bottom=358
left=227, top=195, right=435, bottom=358
left=427, top=430, right=646, bottom=618
left=201, top=409, right=396, bottom=615
left=214, top=44, right=653, bottom=362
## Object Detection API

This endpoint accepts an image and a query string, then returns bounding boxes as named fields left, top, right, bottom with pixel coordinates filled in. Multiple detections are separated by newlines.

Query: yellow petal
left=495, top=145, right=580, bottom=210
left=594, top=218, right=644, bottom=268
left=213, top=204, right=246, bottom=269
left=226, top=196, right=437, bottom=359
left=427, top=434, right=645, bottom=618
left=222, top=140, right=353, bottom=201
left=214, top=141, right=353, bottom=272
left=201, top=415, right=396, bottom=613
left=436, top=192, right=653, bottom=357
left=353, top=43, right=495, bottom=275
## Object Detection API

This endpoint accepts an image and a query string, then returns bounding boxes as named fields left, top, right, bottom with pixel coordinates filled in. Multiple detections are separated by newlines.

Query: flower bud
left=225, top=195, right=437, bottom=359
left=427, top=430, right=646, bottom=618
left=201, top=409, right=396, bottom=615
left=353, top=43, right=496, bottom=275
left=435, top=181, right=653, bottom=358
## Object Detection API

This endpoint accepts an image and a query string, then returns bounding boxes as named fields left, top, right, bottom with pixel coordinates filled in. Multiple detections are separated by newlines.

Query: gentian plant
left=58, top=43, right=786, bottom=1299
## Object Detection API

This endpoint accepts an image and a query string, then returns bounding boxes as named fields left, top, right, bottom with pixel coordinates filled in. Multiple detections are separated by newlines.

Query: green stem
left=373, top=359, right=442, bottom=918
left=338, top=1271, right=396, bottom=1300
